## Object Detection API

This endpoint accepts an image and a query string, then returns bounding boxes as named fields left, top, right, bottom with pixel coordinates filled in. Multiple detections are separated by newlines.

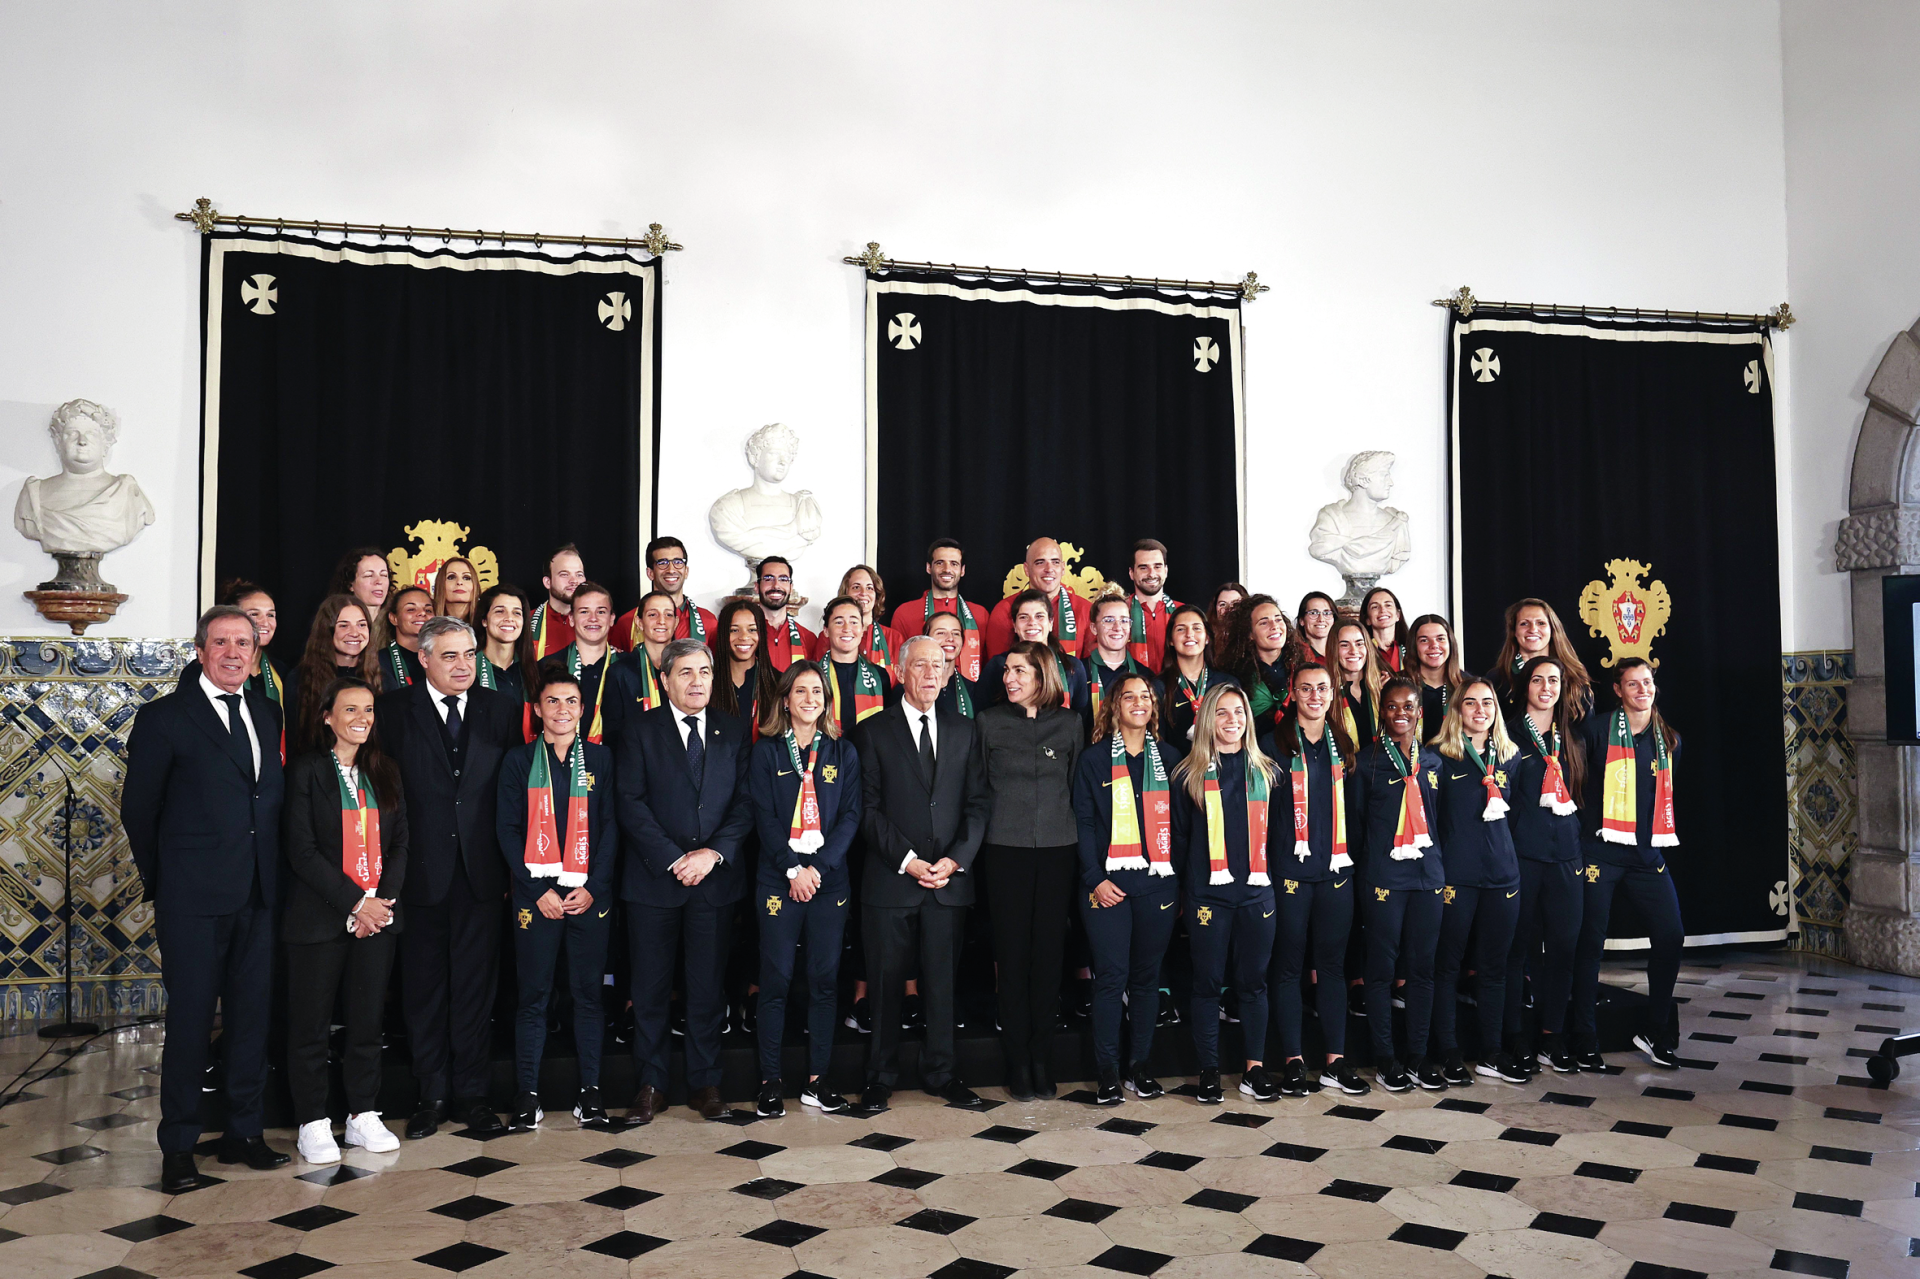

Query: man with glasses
left=755, top=555, right=815, bottom=671
left=615, top=536, right=718, bottom=652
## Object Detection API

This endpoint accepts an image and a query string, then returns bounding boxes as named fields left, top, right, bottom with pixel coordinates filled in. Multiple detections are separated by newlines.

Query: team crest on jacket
left=1578, top=558, right=1671, bottom=668
left=1442, top=885, right=1456, bottom=904
left=1283, top=880, right=1298, bottom=895
left=388, top=519, right=500, bottom=595
left=1374, top=887, right=1390, bottom=902
left=766, top=895, right=782, bottom=916
left=822, top=765, right=837, bottom=784
left=1585, top=864, right=1601, bottom=883
left=1494, top=770, right=1507, bottom=788
left=1194, top=906, right=1213, bottom=926
left=1426, top=770, right=1437, bottom=788
left=517, top=908, right=532, bottom=929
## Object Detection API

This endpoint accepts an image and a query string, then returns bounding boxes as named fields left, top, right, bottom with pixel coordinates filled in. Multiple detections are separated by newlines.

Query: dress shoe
left=629, top=1084, right=666, bottom=1125
left=407, top=1099, right=448, bottom=1140
left=459, top=1101, right=506, bottom=1134
left=1031, top=1058, right=1057, bottom=1099
left=689, top=1085, right=725, bottom=1119
left=1004, top=1062, right=1035, bottom=1103
left=160, top=1151, right=200, bottom=1193
left=931, top=1080, right=985, bottom=1109
left=857, top=1083, right=892, bottom=1112
left=214, top=1134, right=290, bottom=1170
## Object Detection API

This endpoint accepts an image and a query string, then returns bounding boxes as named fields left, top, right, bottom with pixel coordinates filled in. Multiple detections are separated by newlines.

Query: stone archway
left=1837, top=316, right=1920, bottom=975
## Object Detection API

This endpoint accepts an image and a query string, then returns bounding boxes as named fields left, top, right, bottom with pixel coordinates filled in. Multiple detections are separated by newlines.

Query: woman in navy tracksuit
left=1429, top=677, right=1526, bottom=1086
left=1347, top=675, right=1446, bottom=1093
left=1503, top=654, right=1587, bottom=1074
left=1171, top=683, right=1278, bottom=1105
left=1072, top=671, right=1182, bottom=1106
left=747, top=662, right=864, bottom=1116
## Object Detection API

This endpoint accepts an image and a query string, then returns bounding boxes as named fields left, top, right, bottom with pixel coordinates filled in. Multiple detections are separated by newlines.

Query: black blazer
left=748, top=733, right=863, bottom=893
left=614, top=705, right=753, bottom=907
left=375, top=683, right=521, bottom=906
left=496, top=740, right=619, bottom=909
left=121, top=681, right=285, bottom=916
left=853, top=703, right=990, bottom=908
left=281, top=750, right=409, bottom=944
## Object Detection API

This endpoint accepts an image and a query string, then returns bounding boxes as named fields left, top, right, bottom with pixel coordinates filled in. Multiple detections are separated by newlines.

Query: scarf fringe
left=1651, top=833, right=1679, bottom=847
left=1293, top=839, right=1313, bottom=862
left=557, top=871, right=587, bottom=888
left=1599, top=828, right=1637, bottom=845
left=1329, top=852, right=1353, bottom=870
left=1209, top=869, right=1233, bottom=886
left=1248, top=871, right=1271, bottom=887
left=527, top=862, right=561, bottom=878
left=1481, top=795, right=1510, bottom=822
left=1389, top=848, right=1425, bottom=861
left=1540, top=793, right=1577, bottom=815
left=789, top=831, right=826, bottom=854
left=1107, top=854, right=1149, bottom=872
left=1149, top=862, right=1175, bottom=877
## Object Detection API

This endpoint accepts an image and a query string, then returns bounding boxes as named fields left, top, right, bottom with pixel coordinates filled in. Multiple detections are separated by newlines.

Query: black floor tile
left=103, top=1215, right=192, bottom=1242
left=974, top=1124, right=1037, bottom=1143
left=871, top=1167, right=942, bottom=1190
left=1861, top=1002, right=1906, bottom=1012
left=1784, top=1007, right=1829, bottom=1017
left=1823, top=1106, right=1881, bottom=1124
left=142, top=1172, right=224, bottom=1194
left=270, top=1205, right=356, bottom=1231
left=1719, top=1113, right=1778, bottom=1131
left=1097, top=1118, right=1156, bottom=1136
left=1326, top=1104, right=1383, bottom=1121
left=1760, top=1053, right=1810, bottom=1065
left=584, top=1184, right=658, bottom=1209
left=1434, top=1097, right=1490, bottom=1113
left=1575, top=1161, right=1641, bottom=1183
left=1263, top=1141, right=1327, bottom=1162
left=1319, top=1179, right=1392, bottom=1202
left=744, top=1218, right=830, bottom=1245
left=429, top=1195, right=510, bottom=1222
left=1383, top=1135, right=1446, bottom=1155
left=1089, top=1244, right=1173, bottom=1274
left=1690, top=1032, right=1738, bottom=1044
left=1137, top=1151, right=1202, bottom=1172
left=1046, top=1197, right=1122, bottom=1224
left=239, top=1257, right=334, bottom=1279
left=848, top=1131, right=913, bottom=1152
left=1644, top=1086, right=1695, bottom=1101
left=1614, top=1121, right=1673, bottom=1139
left=443, top=1156, right=516, bottom=1177
left=579, top=1231, right=668, bottom=1260
left=1798, top=988, right=1839, bottom=997
left=1809, top=1145, right=1873, bottom=1165
left=1695, top=1153, right=1759, bottom=1175
left=1792, top=1191, right=1864, bottom=1217
left=1741, top=1080, right=1795, bottom=1096
left=718, top=1138, right=785, bottom=1160
left=293, top=1166, right=374, bottom=1187
left=1211, top=1111, right=1271, bottom=1129
left=1673, top=1057, right=1719, bottom=1071
left=1499, top=1127, right=1559, bottom=1146
left=0, top=1181, right=71, bottom=1205
left=1451, top=1169, right=1519, bottom=1193
left=1529, top=1211, right=1605, bottom=1238
left=34, top=1144, right=107, bottom=1164
left=1856, top=1023, right=1900, bottom=1035
left=1540, top=1091, right=1594, bottom=1108
left=109, top=1085, right=160, bottom=1101
left=1061, top=1089, right=1102, bottom=1105
left=581, top=1147, right=652, bottom=1168
left=72, top=1113, right=145, bottom=1130
left=1245, top=1234, right=1323, bottom=1263
left=930, top=1260, right=1017, bottom=1279
left=1768, top=1248, right=1850, bottom=1278
left=1724, top=991, right=1764, bottom=1000
left=1773, top=1029, right=1819, bottom=1040
left=733, top=1176, right=804, bottom=1198
left=75, top=1268, right=158, bottom=1279
left=1390, top=1222, right=1467, bottom=1250
left=1186, top=1188, right=1257, bottom=1213
left=1665, top=1201, right=1738, bottom=1228
left=896, top=1208, right=977, bottom=1235
left=1007, top=1158, right=1075, bottom=1180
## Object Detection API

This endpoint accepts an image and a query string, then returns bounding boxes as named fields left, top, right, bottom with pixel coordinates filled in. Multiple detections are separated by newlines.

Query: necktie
left=443, top=695, right=463, bottom=738
left=684, top=715, right=705, bottom=787
left=917, top=713, right=935, bottom=785
left=218, top=693, right=253, bottom=778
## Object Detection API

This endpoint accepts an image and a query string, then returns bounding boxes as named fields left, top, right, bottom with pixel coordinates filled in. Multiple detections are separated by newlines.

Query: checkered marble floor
left=0, top=951, right=1914, bottom=1279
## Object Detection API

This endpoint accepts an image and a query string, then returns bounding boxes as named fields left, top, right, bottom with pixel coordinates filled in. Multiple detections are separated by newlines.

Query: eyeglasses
left=1303, top=609, right=1335, bottom=619
left=760, top=575, right=792, bottom=585
left=651, top=557, right=688, bottom=570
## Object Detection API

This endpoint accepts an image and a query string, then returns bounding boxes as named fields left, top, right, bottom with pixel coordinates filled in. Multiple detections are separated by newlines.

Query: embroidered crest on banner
left=598, top=292, right=632, bottom=332
left=388, top=520, right=501, bottom=595
left=888, top=312, right=922, bottom=350
left=241, top=274, right=278, bottom=315
left=1578, top=558, right=1671, bottom=668
left=1001, top=541, right=1108, bottom=599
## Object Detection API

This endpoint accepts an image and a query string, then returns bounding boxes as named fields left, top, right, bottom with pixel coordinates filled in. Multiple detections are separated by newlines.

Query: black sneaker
left=756, top=1080, right=785, bottom=1118
left=1321, top=1060, right=1371, bottom=1095
left=1193, top=1071, right=1224, bottom=1105
left=1239, top=1066, right=1279, bottom=1102
left=1538, top=1041, right=1577, bottom=1074
left=1377, top=1059, right=1413, bottom=1092
left=844, top=997, right=873, bottom=1034
left=1414, top=1058, right=1449, bottom=1091
left=1633, top=1033, right=1679, bottom=1070
left=1347, top=983, right=1367, bottom=1018
left=1126, top=1066, right=1164, bottom=1099
left=509, top=1091, right=542, bottom=1131
left=901, top=993, right=924, bottom=1031
left=1441, top=1054, right=1474, bottom=1087
left=801, top=1082, right=850, bottom=1113
left=573, top=1086, right=611, bottom=1129
left=1476, top=1053, right=1531, bottom=1084
left=1573, top=1047, right=1608, bottom=1073
left=1156, top=995, right=1181, bottom=1030
left=1068, top=980, right=1093, bottom=1021
left=1278, top=1059, right=1310, bottom=1098
left=1095, top=1070, right=1124, bottom=1107
left=1222, top=990, right=1241, bottom=1024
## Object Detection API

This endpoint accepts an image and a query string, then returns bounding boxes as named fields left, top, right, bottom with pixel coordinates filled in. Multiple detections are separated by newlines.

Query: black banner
left=867, top=270, right=1243, bottom=604
left=1450, top=313, right=1788, bottom=946
left=199, top=233, right=659, bottom=664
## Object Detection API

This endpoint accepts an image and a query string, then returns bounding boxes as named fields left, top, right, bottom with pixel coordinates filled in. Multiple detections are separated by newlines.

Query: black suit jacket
left=281, top=749, right=410, bottom=945
left=854, top=703, right=990, bottom=908
left=614, top=705, right=753, bottom=908
left=375, top=683, right=520, bottom=906
left=121, top=680, right=285, bottom=916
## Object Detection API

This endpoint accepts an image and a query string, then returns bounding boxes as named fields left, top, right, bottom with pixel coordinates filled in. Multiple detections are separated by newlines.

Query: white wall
left=0, top=1, right=1794, bottom=653
left=1780, top=0, right=1920, bottom=653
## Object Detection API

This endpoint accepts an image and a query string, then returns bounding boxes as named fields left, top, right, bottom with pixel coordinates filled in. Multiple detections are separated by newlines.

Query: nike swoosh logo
left=1159, top=901, right=1172, bottom=910
left=1449, top=772, right=1468, bottom=780
left=597, top=909, right=610, bottom=918
left=1333, top=880, right=1348, bottom=889
left=1505, top=890, right=1517, bottom=899
left=836, top=899, right=848, bottom=907
left=1262, top=910, right=1275, bottom=919
left=776, top=769, right=793, bottom=776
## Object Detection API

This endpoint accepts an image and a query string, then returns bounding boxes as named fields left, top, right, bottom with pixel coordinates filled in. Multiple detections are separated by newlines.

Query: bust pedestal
left=25, top=552, right=127, bottom=634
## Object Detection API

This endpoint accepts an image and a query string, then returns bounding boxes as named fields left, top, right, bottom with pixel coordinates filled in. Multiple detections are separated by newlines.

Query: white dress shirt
left=200, top=673, right=262, bottom=777
left=669, top=704, right=719, bottom=871
left=898, top=698, right=945, bottom=875
left=428, top=686, right=470, bottom=725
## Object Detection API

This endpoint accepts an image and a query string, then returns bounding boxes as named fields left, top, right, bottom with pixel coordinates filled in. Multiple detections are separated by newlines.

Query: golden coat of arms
left=388, top=520, right=500, bottom=595
left=1001, top=541, right=1108, bottom=598
left=1577, top=558, right=1671, bottom=668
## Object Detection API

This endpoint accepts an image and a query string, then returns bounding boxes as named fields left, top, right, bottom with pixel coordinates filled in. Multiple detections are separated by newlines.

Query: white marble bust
left=1307, top=449, right=1412, bottom=579
left=14, top=399, right=155, bottom=556
left=708, top=423, right=823, bottom=575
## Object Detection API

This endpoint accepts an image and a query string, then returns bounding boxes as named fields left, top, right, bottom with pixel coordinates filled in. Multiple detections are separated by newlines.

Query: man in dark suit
left=377, top=615, right=522, bottom=1137
left=854, top=634, right=992, bottom=1111
left=615, top=637, right=753, bottom=1121
left=122, top=606, right=290, bottom=1192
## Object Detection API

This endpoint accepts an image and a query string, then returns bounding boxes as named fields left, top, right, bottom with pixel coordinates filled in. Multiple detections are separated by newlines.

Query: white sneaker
left=297, top=1119, right=340, bottom=1164
left=343, top=1111, right=399, bottom=1153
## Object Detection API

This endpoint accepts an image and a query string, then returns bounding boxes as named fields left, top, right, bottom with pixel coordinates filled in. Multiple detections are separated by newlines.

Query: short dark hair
left=571, top=580, right=614, bottom=610
left=386, top=585, right=430, bottom=618
left=644, top=536, right=687, bottom=566
left=533, top=663, right=582, bottom=700
left=636, top=589, right=676, bottom=616
left=1131, top=539, right=1169, bottom=565
left=218, top=578, right=271, bottom=607
left=547, top=542, right=582, bottom=572
left=926, top=538, right=964, bottom=562
left=820, top=595, right=863, bottom=628
left=756, top=556, right=793, bottom=578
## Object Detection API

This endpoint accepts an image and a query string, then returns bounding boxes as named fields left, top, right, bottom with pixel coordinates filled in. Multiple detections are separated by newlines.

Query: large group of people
left=121, top=532, right=1686, bottom=1190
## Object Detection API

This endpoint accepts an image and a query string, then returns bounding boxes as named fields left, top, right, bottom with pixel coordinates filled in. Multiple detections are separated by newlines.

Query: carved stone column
left=1837, top=319, right=1920, bottom=975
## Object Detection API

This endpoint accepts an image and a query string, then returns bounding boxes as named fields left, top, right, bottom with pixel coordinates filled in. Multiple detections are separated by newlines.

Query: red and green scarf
left=333, top=754, right=382, bottom=893
left=1461, top=734, right=1510, bottom=821
left=926, top=594, right=982, bottom=682
left=1050, top=590, right=1078, bottom=647
left=530, top=601, right=571, bottom=658
left=1086, top=651, right=1141, bottom=724
left=1600, top=709, right=1676, bottom=846
left=1105, top=731, right=1172, bottom=876
left=253, top=661, right=286, bottom=764
left=1176, top=667, right=1209, bottom=736
left=770, top=616, right=808, bottom=670
left=785, top=730, right=824, bottom=853
left=383, top=642, right=413, bottom=688
left=1205, top=751, right=1270, bottom=886
left=864, top=621, right=894, bottom=674
left=1290, top=729, right=1350, bottom=871
left=1521, top=715, right=1577, bottom=815
left=525, top=735, right=591, bottom=886
left=679, top=601, right=707, bottom=645
left=563, top=644, right=619, bottom=744
left=1382, top=736, right=1433, bottom=859
left=1128, top=597, right=1163, bottom=666
left=822, top=655, right=886, bottom=733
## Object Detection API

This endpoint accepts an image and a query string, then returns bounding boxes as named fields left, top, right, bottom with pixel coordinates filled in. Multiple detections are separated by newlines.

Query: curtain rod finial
left=641, top=223, right=683, bottom=256
left=855, top=241, right=888, bottom=272
left=1772, top=302, right=1795, bottom=330
left=176, top=198, right=219, bottom=234
left=1431, top=285, right=1476, bottom=317
left=1239, top=272, right=1270, bottom=302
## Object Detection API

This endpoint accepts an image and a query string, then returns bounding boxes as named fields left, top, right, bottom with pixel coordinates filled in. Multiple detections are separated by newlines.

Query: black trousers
left=629, top=898, right=733, bottom=1092
left=1271, top=877, right=1354, bottom=1061
left=1432, top=884, right=1521, bottom=1058
left=1504, top=859, right=1582, bottom=1047
left=756, top=883, right=849, bottom=1082
left=156, top=902, right=274, bottom=1153
left=1363, top=886, right=1442, bottom=1065
left=1188, top=899, right=1274, bottom=1071
left=402, top=871, right=502, bottom=1102
left=864, top=898, right=963, bottom=1088
left=514, top=905, right=612, bottom=1094
left=285, top=929, right=397, bottom=1123
left=1080, top=891, right=1177, bottom=1074
left=1571, top=859, right=1684, bottom=1048
left=983, top=844, right=1076, bottom=1071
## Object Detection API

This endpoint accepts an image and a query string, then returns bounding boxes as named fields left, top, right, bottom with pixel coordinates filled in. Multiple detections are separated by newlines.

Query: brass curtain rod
left=845, top=241, right=1268, bottom=302
left=1433, top=285, right=1792, bottom=330
left=174, top=197, right=682, bottom=255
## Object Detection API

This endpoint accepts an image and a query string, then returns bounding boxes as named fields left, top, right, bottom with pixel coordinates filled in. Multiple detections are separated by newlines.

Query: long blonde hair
left=1434, top=677, right=1518, bottom=764
left=1173, top=683, right=1278, bottom=805
left=1331, top=619, right=1387, bottom=706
